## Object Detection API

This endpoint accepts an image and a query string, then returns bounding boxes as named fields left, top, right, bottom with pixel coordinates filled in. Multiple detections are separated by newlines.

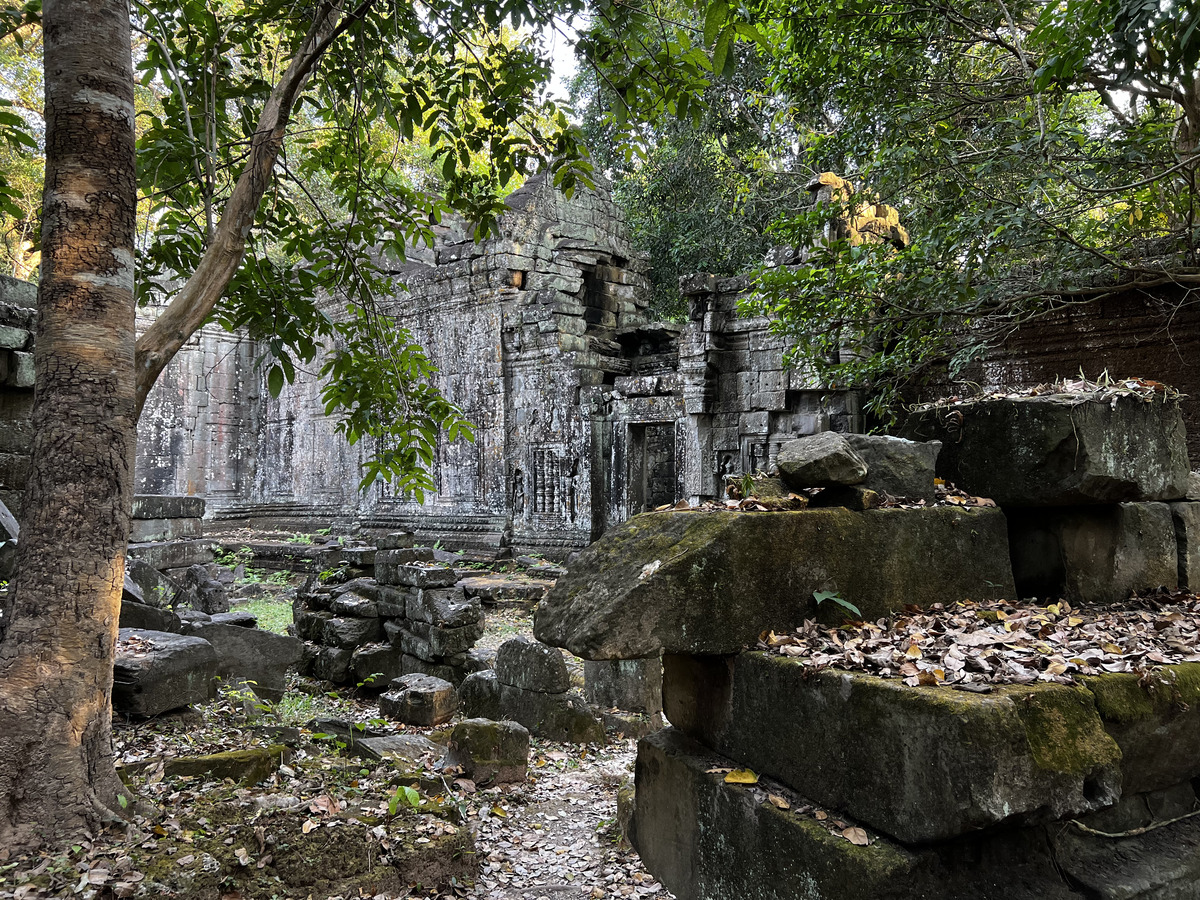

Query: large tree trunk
left=0, top=0, right=137, bottom=850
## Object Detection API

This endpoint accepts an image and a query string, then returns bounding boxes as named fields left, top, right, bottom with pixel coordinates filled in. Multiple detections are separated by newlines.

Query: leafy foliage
left=735, top=0, right=1200, bottom=420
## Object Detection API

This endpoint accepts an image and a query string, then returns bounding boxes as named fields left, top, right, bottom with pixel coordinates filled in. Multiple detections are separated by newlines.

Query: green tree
left=736, top=0, right=1200, bottom=419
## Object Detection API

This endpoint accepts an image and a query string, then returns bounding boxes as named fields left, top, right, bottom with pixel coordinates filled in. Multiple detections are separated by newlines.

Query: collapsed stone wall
left=0, top=276, right=35, bottom=514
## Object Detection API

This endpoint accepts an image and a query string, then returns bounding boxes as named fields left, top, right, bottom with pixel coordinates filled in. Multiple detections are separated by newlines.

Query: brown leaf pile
left=916, top=373, right=1185, bottom=410
left=759, top=590, right=1200, bottom=689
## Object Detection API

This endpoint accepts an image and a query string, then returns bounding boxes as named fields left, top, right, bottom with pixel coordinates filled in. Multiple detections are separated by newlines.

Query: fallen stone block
left=383, top=562, right=457, bottom=589
left=119, top=598, right=182, bottom=633
left=314, top=647, right=352, bottom=682
left=498, top=683, right=604, bottom=743
left=124, top=561, right=180, bottom=609
left=444, top=718, right=529, bottom=785
left=535, top=508, right=1014, bottom=658
left=329, top=593, right=380, bottom=618
left=460, top=670, right=503, bottom=720
left=376, top=531, right=415, bottom=550
left=295, top=609, right=334, bottom=642
left=348, top=733, right=442, bottom=766
left=1007, top=502, right=1178, bottom=603
left=185, top=622, right=303, bottom=702
left=350, top=643, right=406, bottom=687
left=210, top=610, right=257, bottom=628
left=322, top=615, right=383, bottom=649
left=379, top=673, right=459, bottom=726
left=162, top=746, right=286, bottom=785
left=903, top=394, right=1190, bottom=506
left=400, top=653, right=471, bottom=686
left=777, top=431, right=868, bottom=489
left=584, top=657, right=662, bottom=715
left=662, top=652, right=1121, bottom=844
left=112, top=629, right=218, bottom=717
left=496, top=637, right=571, bottom=693
left=405, top=587, right=480, bottom=627
left=634, top=728, right=1096, bottom=900
left=177, top=563, right=230, bottom=614
left=843, top=434, right=941, bottom=501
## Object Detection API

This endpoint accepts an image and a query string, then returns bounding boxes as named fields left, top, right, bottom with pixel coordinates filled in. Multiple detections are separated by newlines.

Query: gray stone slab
left=903, top=394, right=1190, bottom=506
left=185, top=622, right=303, bottom=702
left=534, top=508, right=1015, bottom=659
left=843, top=434, right=941, bottom=501
left=119, top=599, right=181, bottom=633
left=127, top=539, right=214, bottom=570
left=1170, top=501, right=1200, bottom=591
left=663, top=652, right=1121, bottom=844
left=584, top=657, right=662, bottom=714
left=129, top=516, right=202, bottom=543
left=131, top=495, right=206, bottom=520
left=497, top=683, right=604, bottom=743
left=777, top=431, right=868, bottom=489
left=112, top=629, right=218, bottom=717
left=1008, top=502, right=1178, bottom=603
left=379, top=673, right=458, bottom=726
left=444, top=718, right=529, bottom=785
left=496, top=637, right=571, bottom=693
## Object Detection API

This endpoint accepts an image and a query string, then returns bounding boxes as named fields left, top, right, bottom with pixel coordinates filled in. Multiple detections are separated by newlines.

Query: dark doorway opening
left=628, top=423, right=677, bottom=515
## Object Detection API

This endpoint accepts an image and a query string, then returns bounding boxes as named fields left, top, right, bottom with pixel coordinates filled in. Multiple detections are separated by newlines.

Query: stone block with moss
left=535, top=508, right=1014, bottom=659
left=163, top=745, right=288, bottom=785
left=663, top=653, right=1122, bottom=844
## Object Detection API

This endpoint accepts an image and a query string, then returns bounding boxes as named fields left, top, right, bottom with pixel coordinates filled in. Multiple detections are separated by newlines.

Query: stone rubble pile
left=293, top=538, right=489, bottom=688
left=535, top=393, right=1200, bottom=900
left=460, top=637, right=604, bottom=743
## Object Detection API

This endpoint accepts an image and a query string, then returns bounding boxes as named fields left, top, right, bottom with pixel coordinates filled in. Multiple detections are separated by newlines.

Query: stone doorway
left=628, top=422, right=677, bottom=515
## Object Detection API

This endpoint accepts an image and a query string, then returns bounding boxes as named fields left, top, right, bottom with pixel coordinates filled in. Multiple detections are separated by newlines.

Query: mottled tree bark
left=0, top=0, right=137, bottom=850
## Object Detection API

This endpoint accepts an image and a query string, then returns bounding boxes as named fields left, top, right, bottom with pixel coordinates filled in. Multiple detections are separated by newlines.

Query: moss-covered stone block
left=534, top=507, right=1014, bottom=659
left=163, top=745, right=288, bottom=785
left=663, top=653, right=1121, bottom=843
left=1082, top=662, right=1200, bottom=795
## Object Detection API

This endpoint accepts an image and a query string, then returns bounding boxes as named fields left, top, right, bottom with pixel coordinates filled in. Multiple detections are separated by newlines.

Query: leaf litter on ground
left=758, top=587, right=1200, bottom=690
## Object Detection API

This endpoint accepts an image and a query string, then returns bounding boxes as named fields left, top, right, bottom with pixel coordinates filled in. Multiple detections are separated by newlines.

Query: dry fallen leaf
left=724, top=769, right=759, bottom=785
left=842, top=827, right=869, bottom=846
left=767, top=794, right=790, bottom=810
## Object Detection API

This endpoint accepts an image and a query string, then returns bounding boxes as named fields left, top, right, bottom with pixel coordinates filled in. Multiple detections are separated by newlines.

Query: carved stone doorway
left=628, top=422, right=677, bottom=515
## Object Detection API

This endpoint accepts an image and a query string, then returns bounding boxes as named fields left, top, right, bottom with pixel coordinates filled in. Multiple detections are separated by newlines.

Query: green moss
left=1013, top=685, right=1120, bottom=776
left=163, top=745, right=287, bottom=785
left=1083, top=663, right=1200, bottom=725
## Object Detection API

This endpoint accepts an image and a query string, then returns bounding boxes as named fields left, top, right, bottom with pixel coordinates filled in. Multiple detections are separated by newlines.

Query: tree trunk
left=0, top=0, right=137, bottom=851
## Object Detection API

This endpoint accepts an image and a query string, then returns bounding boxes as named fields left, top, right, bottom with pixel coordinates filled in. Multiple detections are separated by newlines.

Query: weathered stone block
left=1170, top=501, right=1200, bottom=590
left=460, top=670, right=504, bottom=720
left=633, top=728, right=922, bottom=900
left=496, top=637, right=571, bottom=693
left=295, top=609, right=333, bottom=642
left=400, top=652, right=469, bottom=685
left=663, top=652, right=1121, bottom=844
left=0, top=325, right=29, bottom=349
left=386, top=563, right=458, bottom=589
left=843, top=434, right=941, bottom=501
left=903, top=394, right=1190, bottom=505
left=125, top=558, right=180, bottom=609
left=322, top=615, right=383, bottom=649
left=497, top=683, right=604, bottom=743
left=330, top=593, right=379, bottom=618
left=535, top=508, right=1015, bottom=659
left=8, top=350, right=33, bottom=387
left=1007, top=502, right=1178, bottom=603
left=444, top=718, right=530, bottom=785
left=376, top=531, right=415, bottom=550
left=584, top=657, right=662, bottom=714
left=350, top=643, right=405, bottom=687
left=131, top=495, right=205, bottom=519
left=1082, top=663, right=1200, bottom=795
left=405, top=586, right=480, bottom=627
left=161, top=746, right=285, bottom=785
left=379, top=673, right=458, bottom=726
left=777, top=431, right=867, bottom=488
left=185, top=622, right=303, bottom=702
left=314, top=646, right=352, bottom=682
left=112, top=629, right=218, bottom=717
left=119, top=599, right=182, bottom=634
left=130, top=516, right=202, bottom=543
left=127, top=539, right=214, bottom=570
left=177, top=563, right=229, bottom=614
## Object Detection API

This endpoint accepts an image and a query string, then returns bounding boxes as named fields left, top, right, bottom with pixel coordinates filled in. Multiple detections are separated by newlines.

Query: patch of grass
left=234, top=594, right=294, bottom=634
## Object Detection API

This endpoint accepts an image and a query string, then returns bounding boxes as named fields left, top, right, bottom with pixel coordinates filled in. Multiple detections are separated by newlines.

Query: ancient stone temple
left=132, top=175, right=857, bottom=554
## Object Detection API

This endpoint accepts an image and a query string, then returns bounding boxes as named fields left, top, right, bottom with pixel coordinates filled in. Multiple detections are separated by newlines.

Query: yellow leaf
left=301, top=820, right=318, bottom=834
left=1046, top=603, right=1060, bottom=616
left=842, top=826, right=869, bottom=845
left=905, top=644, right=923, bottom=659
left=1102, top=643, right=1123, bottom=655
left=767, top=794, right=790, bottom=810
left=491, top=805, right=507, bottom=817
left=724, top=769, right=759, bottom=784
left=1067, top=617, right=1083, bottom=627
left=814, top=810, right=828, bottom=821
left=1045, top=661, right=1068, bottom=675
